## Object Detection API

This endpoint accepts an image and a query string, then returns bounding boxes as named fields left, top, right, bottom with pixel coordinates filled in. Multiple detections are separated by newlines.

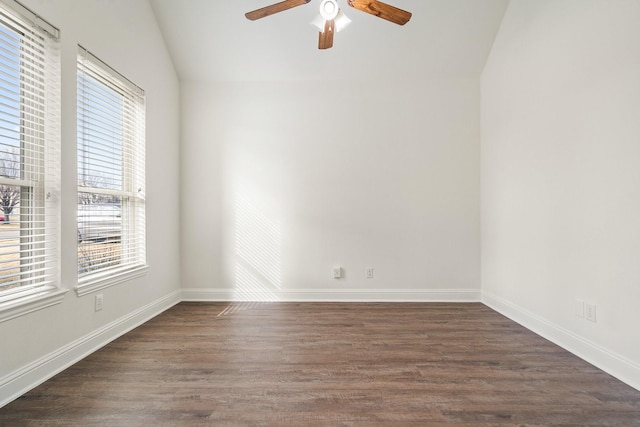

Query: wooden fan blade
left=318, top=19, right=335, bottom=50
left=347, top=0, right=412, bottom=25
left=246, top=0, right=311, bottom=21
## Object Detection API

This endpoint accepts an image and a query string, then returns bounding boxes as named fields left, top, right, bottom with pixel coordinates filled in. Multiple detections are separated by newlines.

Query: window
left=76, top=46, right=146, bottom=295
left=0, top=1, right=63, bottom=321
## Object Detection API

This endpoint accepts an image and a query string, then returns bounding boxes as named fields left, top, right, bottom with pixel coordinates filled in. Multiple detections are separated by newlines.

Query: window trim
left=0, top=287, right=67, bottom=322
left=75, top=264, right=148, bottom=297
left=75, top=45, right=146, bottom=293
left=0, top=0, right=63, bottom=322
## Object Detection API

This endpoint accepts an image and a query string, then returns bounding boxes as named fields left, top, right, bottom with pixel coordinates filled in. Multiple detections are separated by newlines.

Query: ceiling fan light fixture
left=319, top=0, right=339, bottom=21
left=312, top=9, right=350, bottom=33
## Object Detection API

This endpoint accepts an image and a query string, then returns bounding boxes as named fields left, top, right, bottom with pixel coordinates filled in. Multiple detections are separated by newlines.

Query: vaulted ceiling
left=149, top=0, right=510, bottom=82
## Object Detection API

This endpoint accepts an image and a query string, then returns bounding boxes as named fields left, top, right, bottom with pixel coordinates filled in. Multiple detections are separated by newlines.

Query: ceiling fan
left=245, top=0, right=412, bottom=50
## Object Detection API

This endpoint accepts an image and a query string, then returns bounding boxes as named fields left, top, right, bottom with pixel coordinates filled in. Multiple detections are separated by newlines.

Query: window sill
left=75, top=265, right=149, bottom=297
left=0, top=286, right=69, bottom=323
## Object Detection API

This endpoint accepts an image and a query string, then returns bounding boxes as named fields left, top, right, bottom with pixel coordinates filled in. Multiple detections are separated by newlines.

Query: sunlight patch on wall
left=234, top=195, right=282, bottom=301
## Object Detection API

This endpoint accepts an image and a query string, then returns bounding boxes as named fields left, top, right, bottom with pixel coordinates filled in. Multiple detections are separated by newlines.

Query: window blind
left=0, top=1, right=60, bottom=300
left=77, top=46, right=145, bottom=282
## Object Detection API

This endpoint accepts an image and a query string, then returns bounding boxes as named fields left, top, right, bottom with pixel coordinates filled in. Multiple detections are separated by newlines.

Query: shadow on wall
left=234, top=195, right=282, bottom=301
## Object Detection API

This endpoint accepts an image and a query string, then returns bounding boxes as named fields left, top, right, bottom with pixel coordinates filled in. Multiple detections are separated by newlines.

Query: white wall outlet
left=95, top=294, right=104, bottom=312
left=575, top=299, right=585, bottom=318
left=585, top=303, right=596, bottom=322
left=366, top=267, right=374, bottom=279
left=333, top=266, right=342, bottom=279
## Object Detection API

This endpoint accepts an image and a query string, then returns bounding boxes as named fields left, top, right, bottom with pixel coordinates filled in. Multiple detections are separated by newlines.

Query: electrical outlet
left=366, top=267, right=374, bottom=279
left=585, top=303, right=596, bottom=322
left=333, top=266, right=342, bottom=279
left=95, top=294, right=104, bottom=312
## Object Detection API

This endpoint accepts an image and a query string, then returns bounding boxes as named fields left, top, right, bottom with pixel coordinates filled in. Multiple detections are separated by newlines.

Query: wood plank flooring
left=1, top=302, right=640, bottom=426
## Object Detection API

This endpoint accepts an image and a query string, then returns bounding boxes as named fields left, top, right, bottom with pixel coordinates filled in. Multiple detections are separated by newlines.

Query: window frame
left=75, top=46, right=147, bottom=297
left=0, top=0, right=64, bottom=322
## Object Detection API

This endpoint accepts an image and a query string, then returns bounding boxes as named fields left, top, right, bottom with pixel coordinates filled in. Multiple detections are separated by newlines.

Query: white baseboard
left=0, top=290, right=181, bottom=408
left=482, top=291, right=640, bottom=392
left=1, top=287, right=476, bottom=409
left=181, top=287, right=481, bottom=302
left=8, top=288, right=636, bottom=411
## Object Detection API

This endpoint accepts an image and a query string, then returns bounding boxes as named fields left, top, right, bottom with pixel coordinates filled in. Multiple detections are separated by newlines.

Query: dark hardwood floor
left=1, top=302, right=640, bottom=426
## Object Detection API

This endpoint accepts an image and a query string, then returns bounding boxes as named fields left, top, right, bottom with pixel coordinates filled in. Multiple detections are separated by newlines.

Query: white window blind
left=0, top=1, right=60, bottom=304
left=77, top=46, right=146, bottom=286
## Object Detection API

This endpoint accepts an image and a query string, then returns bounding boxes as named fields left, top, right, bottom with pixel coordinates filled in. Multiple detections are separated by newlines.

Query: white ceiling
left=149, top=0, right=510, bottom=83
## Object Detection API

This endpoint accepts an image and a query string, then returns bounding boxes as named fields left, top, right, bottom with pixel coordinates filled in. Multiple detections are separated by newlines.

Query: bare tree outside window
left=77, top=175, right=118, bottom=206
left=0, top=148, right=19, bottom=223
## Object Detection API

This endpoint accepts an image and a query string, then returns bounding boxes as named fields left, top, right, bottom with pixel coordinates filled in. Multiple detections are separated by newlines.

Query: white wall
left=482, top=0, right=640, bottom=389
left=181, top=79, right=480, bottom=301
left=0, top=0, right=181, bottom=403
